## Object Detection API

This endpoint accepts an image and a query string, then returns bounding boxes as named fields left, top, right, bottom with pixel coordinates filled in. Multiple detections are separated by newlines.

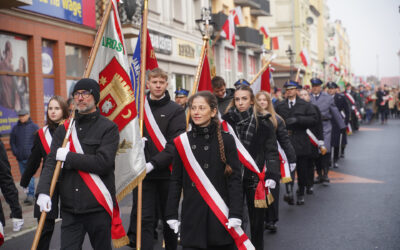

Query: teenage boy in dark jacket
left=127, top=68, right=186, bottom=250
left=36, top=79, right=120, bottom=250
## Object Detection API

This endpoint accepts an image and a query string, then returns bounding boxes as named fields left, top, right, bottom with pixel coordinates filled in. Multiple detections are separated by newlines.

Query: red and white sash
left=277, top=141, right=292, bottom=183
left=174, top=133, right=254, bottom=250
left=64, top=121, right=126, bottom=243
left=143, top=98, right=172, bottom=171
left=38, top=126, right=52, bottom=154
left=344, top=92, right=361, bottom=120
left=306, top=129, right=320, bottom=148
left=220, top=120, right=272, bottom=207
left=0, top=222, right=4, bottom=247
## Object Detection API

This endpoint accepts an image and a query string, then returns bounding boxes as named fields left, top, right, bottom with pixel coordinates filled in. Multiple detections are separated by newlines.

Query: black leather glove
left=286, top=117, right=297, bottom=125
left=340, top=127, right=347, bottom=133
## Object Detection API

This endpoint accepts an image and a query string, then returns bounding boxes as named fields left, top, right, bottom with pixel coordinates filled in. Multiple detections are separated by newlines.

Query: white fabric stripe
left=179, top=134, right=251, bottom=246
left=43, top=126, right=52, bottom=148
left=0, top=221, right=3, bottom=236
left=71, top=125, right=113, bottom=214
left=345, top=93, right=355, bottom=104
left=277, top=141, right=289, bottom=174
left=145, top=98, right=167, bottom=147
left=306, top=129, right=318, bottom=144
left=223, top=121, right=260, bottom=174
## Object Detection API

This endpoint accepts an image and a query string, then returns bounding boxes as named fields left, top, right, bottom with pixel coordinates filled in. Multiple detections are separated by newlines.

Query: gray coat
left=310, top=92, right=346, bottom=152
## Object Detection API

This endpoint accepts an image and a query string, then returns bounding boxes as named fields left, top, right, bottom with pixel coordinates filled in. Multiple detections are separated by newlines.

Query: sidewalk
left=1, top=182, right=39, bottom=240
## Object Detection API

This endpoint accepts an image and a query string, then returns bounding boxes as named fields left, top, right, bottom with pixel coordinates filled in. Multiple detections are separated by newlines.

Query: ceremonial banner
left=251, top=66, right=271, bottom=93
left=197, top=51, right=212, bottom=92
left=88, top=0, right=146, bottom=219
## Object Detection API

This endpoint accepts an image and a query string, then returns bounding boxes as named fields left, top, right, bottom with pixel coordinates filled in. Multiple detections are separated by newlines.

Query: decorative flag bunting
left=300, top=48, right=310, bottom=67
left=221, top=7, right=244, bottom=47
left=271, top=37, right=279, bottom=50
left=260, top=25, right=270, bottom=39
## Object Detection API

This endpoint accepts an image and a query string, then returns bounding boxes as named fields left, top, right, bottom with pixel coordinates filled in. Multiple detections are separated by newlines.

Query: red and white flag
left=221, top=7, right=243, bottom=47
left=271, top=36, right=280, bottom=50
left=300, top=48, right=310, bottom=67
left=87, top=0, right=146, bottom=246
left=260, top=25, right=270, bottom=39
left=330, top=57, right=340, bottom=72
left=250, top=66, right=271, bottom=93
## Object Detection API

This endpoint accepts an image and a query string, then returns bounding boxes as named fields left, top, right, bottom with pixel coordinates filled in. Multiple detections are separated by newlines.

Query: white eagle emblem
left=101, top=99, right=114, bottom=114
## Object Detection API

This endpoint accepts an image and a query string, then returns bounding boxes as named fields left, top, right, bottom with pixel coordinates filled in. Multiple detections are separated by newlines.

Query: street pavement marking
left=328, top=170, right=384, bottom=183
left=359, top=127, right=383, bottom=131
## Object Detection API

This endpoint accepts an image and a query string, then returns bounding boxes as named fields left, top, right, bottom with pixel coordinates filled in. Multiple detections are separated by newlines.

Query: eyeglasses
left=190, top=105, right=210, bottom=112
left=73, top=90, right=91, bottom=99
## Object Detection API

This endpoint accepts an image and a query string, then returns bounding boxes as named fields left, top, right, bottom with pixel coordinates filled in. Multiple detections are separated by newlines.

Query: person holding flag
left=166, top=91, right=251, bottom=250
left=127, top=67, right=186, bottom=250
left=222, top=85, right=280, bottom=250
left=255, top=91, right=296, bottom=232
left=36, top=79, right=120, bottom=250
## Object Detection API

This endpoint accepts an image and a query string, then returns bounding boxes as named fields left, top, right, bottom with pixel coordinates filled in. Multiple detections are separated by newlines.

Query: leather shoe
left=314, top=176, right=323, bottom=184
left=265, top=222, right=277, bottom=233
left=333, top=162, right=339, bottom=168
left=306, top=187, right=314, bottom=195
left=296, top=195, right=305, bottom=205
left=283, top=193, right=295, bottom=205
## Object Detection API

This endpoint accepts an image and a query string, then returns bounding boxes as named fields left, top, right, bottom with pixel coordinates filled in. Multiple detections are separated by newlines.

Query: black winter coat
left=275, top=97, right=318, bottom=157
left=10, top=118, right=39, bottom=161
left=332, top=93, right=349, bottom=147
left=21, top=126, right=59, bottom=219
left=222, top=110, right=280, bottom=182
left=36, top=109, right=119, bottom=214
left=144, top=91, right=186, bottom=180
left=217, top=88, right=235, bottom=114
left=275, top=115, right=296, bottom=164
left=165, top=123, right=243, bottom=248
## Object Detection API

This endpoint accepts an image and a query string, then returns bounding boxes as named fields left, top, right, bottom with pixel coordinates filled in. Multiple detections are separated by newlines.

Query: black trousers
left=315, top=153, right=330, bottom=178
left=183, top=244, right=235, bottom=250
left=128, top=179, right=177, bottom=250
left=36, top=218, right=55, bottom=250
left=296, top=156, right=312, bottom=194
left=60, top=210, right=111, bottom=250
left=265, top=183, right=279, bottom=223
left=243, top=179, right=265, bottom=250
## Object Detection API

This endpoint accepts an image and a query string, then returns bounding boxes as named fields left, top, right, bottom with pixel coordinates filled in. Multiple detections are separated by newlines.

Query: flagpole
left=295, top=66, right=301, bottom=82
left=249, top=54, right=277, bottom=85
left=31, top=1, right=113, bottom=249
left=137, top=0, right=149, bottom=249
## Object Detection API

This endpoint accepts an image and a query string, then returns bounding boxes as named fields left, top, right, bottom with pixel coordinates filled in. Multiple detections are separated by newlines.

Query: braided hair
left=188, top=91, right=232, bottom=176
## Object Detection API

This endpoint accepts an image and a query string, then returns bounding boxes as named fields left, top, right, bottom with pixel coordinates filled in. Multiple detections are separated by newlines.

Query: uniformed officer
left=309, top=78, right=345, bottom=184
left=327, top=82, right=350, bottom=166
left=174, top=88, right=189, bottom=110
left=275, top=80, right=318, bottom=205
left=234, top=78, right=250, bottom=88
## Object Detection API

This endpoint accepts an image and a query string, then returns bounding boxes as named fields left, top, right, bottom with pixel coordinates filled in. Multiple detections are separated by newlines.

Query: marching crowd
left=0, top=67, right=398, bottom=250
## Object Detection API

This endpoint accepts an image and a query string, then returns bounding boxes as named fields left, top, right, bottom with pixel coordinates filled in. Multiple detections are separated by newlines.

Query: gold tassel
left=254, top=199, right=268, bottom=208
left=281, top=177, right=292, bottom=184
left=112, top=235, right=130, bottom=248
left=116, top=170, right=146, bottom=202
left=267, top=193, right=274, bottom=205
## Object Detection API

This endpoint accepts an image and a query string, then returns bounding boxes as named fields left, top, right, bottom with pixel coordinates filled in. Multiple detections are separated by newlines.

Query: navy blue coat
left=10, top=118, right=39, bottom=161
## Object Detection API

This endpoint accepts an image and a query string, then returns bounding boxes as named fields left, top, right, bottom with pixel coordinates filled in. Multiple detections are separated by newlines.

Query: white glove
left=265, top=179, right=276, bottom=189
left=318, top=140, right=325, bottom=147
left=166, top=219, right=180, bottom=234
left=146, top=162, right=154, bottom=174
left=226, top=218, right=242, bottom=229
left=37, top=194, right=52, bottom=212
left=141, top=137, right=147, bottom=150
left=289, top=163, right=296, bottom=172
left=56, top=144, right=70, bottom=162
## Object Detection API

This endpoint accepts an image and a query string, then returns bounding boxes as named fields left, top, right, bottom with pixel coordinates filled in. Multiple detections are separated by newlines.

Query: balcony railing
left=250, top=0, right=270, bottom=16
left=236, top=27, right=263, bottom=48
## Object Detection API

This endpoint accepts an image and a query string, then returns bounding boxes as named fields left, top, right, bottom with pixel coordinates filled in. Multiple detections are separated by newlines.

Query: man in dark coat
left=0, top=139, right=23, bottom=232
left=36, top=78, right=120, bottom=249
left=275, top=80, right=318, bottom=205
left=344, top=83, right=360, bottom=130
left=212, top=76, right=235, bottom=114
left=127, top=68, right=186, bottom=250
left=327, top=82, right=350, bottom=165
left=10, top=109, right=39, bottom=204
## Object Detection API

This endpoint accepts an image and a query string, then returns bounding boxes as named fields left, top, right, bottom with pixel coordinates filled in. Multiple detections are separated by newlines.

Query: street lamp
left=285, top=45, right=295, bottom=80
left=195, top=7, right=214, bottom=37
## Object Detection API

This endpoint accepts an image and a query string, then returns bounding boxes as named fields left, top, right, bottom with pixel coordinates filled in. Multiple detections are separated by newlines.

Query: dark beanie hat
left=73, top=78, right=100, bottom=104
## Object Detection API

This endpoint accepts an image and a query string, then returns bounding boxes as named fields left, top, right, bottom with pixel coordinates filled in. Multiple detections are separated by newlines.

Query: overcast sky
left=327, top=0, right=400, bottom=78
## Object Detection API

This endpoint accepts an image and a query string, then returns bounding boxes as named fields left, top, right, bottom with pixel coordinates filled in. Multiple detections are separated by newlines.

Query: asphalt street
left=2, top=119, right=400, bottom=250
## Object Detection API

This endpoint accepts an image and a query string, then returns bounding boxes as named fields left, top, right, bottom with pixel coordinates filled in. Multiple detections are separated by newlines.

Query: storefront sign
left=149, top=31, right=172, bottom=55
left=19, top=0, right=96, bottom=28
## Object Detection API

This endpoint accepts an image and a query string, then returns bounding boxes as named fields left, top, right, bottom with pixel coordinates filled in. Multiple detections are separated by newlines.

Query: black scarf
left=228, top=106, right=256, bottom=148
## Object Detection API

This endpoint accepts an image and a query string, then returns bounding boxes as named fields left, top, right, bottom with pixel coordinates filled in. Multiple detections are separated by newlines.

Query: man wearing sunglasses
left=36, top=78, right=120, bottom=250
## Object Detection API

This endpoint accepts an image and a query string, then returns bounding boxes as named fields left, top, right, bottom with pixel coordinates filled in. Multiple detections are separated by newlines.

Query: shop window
left=0, top=33, right=29, bottom=135
left=65, top=44, right=90, bottom=98
left=175, top=74, right=191, bottom=93
left=42, top=40, right=55, bottom=120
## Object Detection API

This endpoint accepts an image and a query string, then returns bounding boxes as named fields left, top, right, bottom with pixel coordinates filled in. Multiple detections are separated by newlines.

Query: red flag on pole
left=198, top=52, right=212, bottom=92
left=251, top=66, right=271, bottom=93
